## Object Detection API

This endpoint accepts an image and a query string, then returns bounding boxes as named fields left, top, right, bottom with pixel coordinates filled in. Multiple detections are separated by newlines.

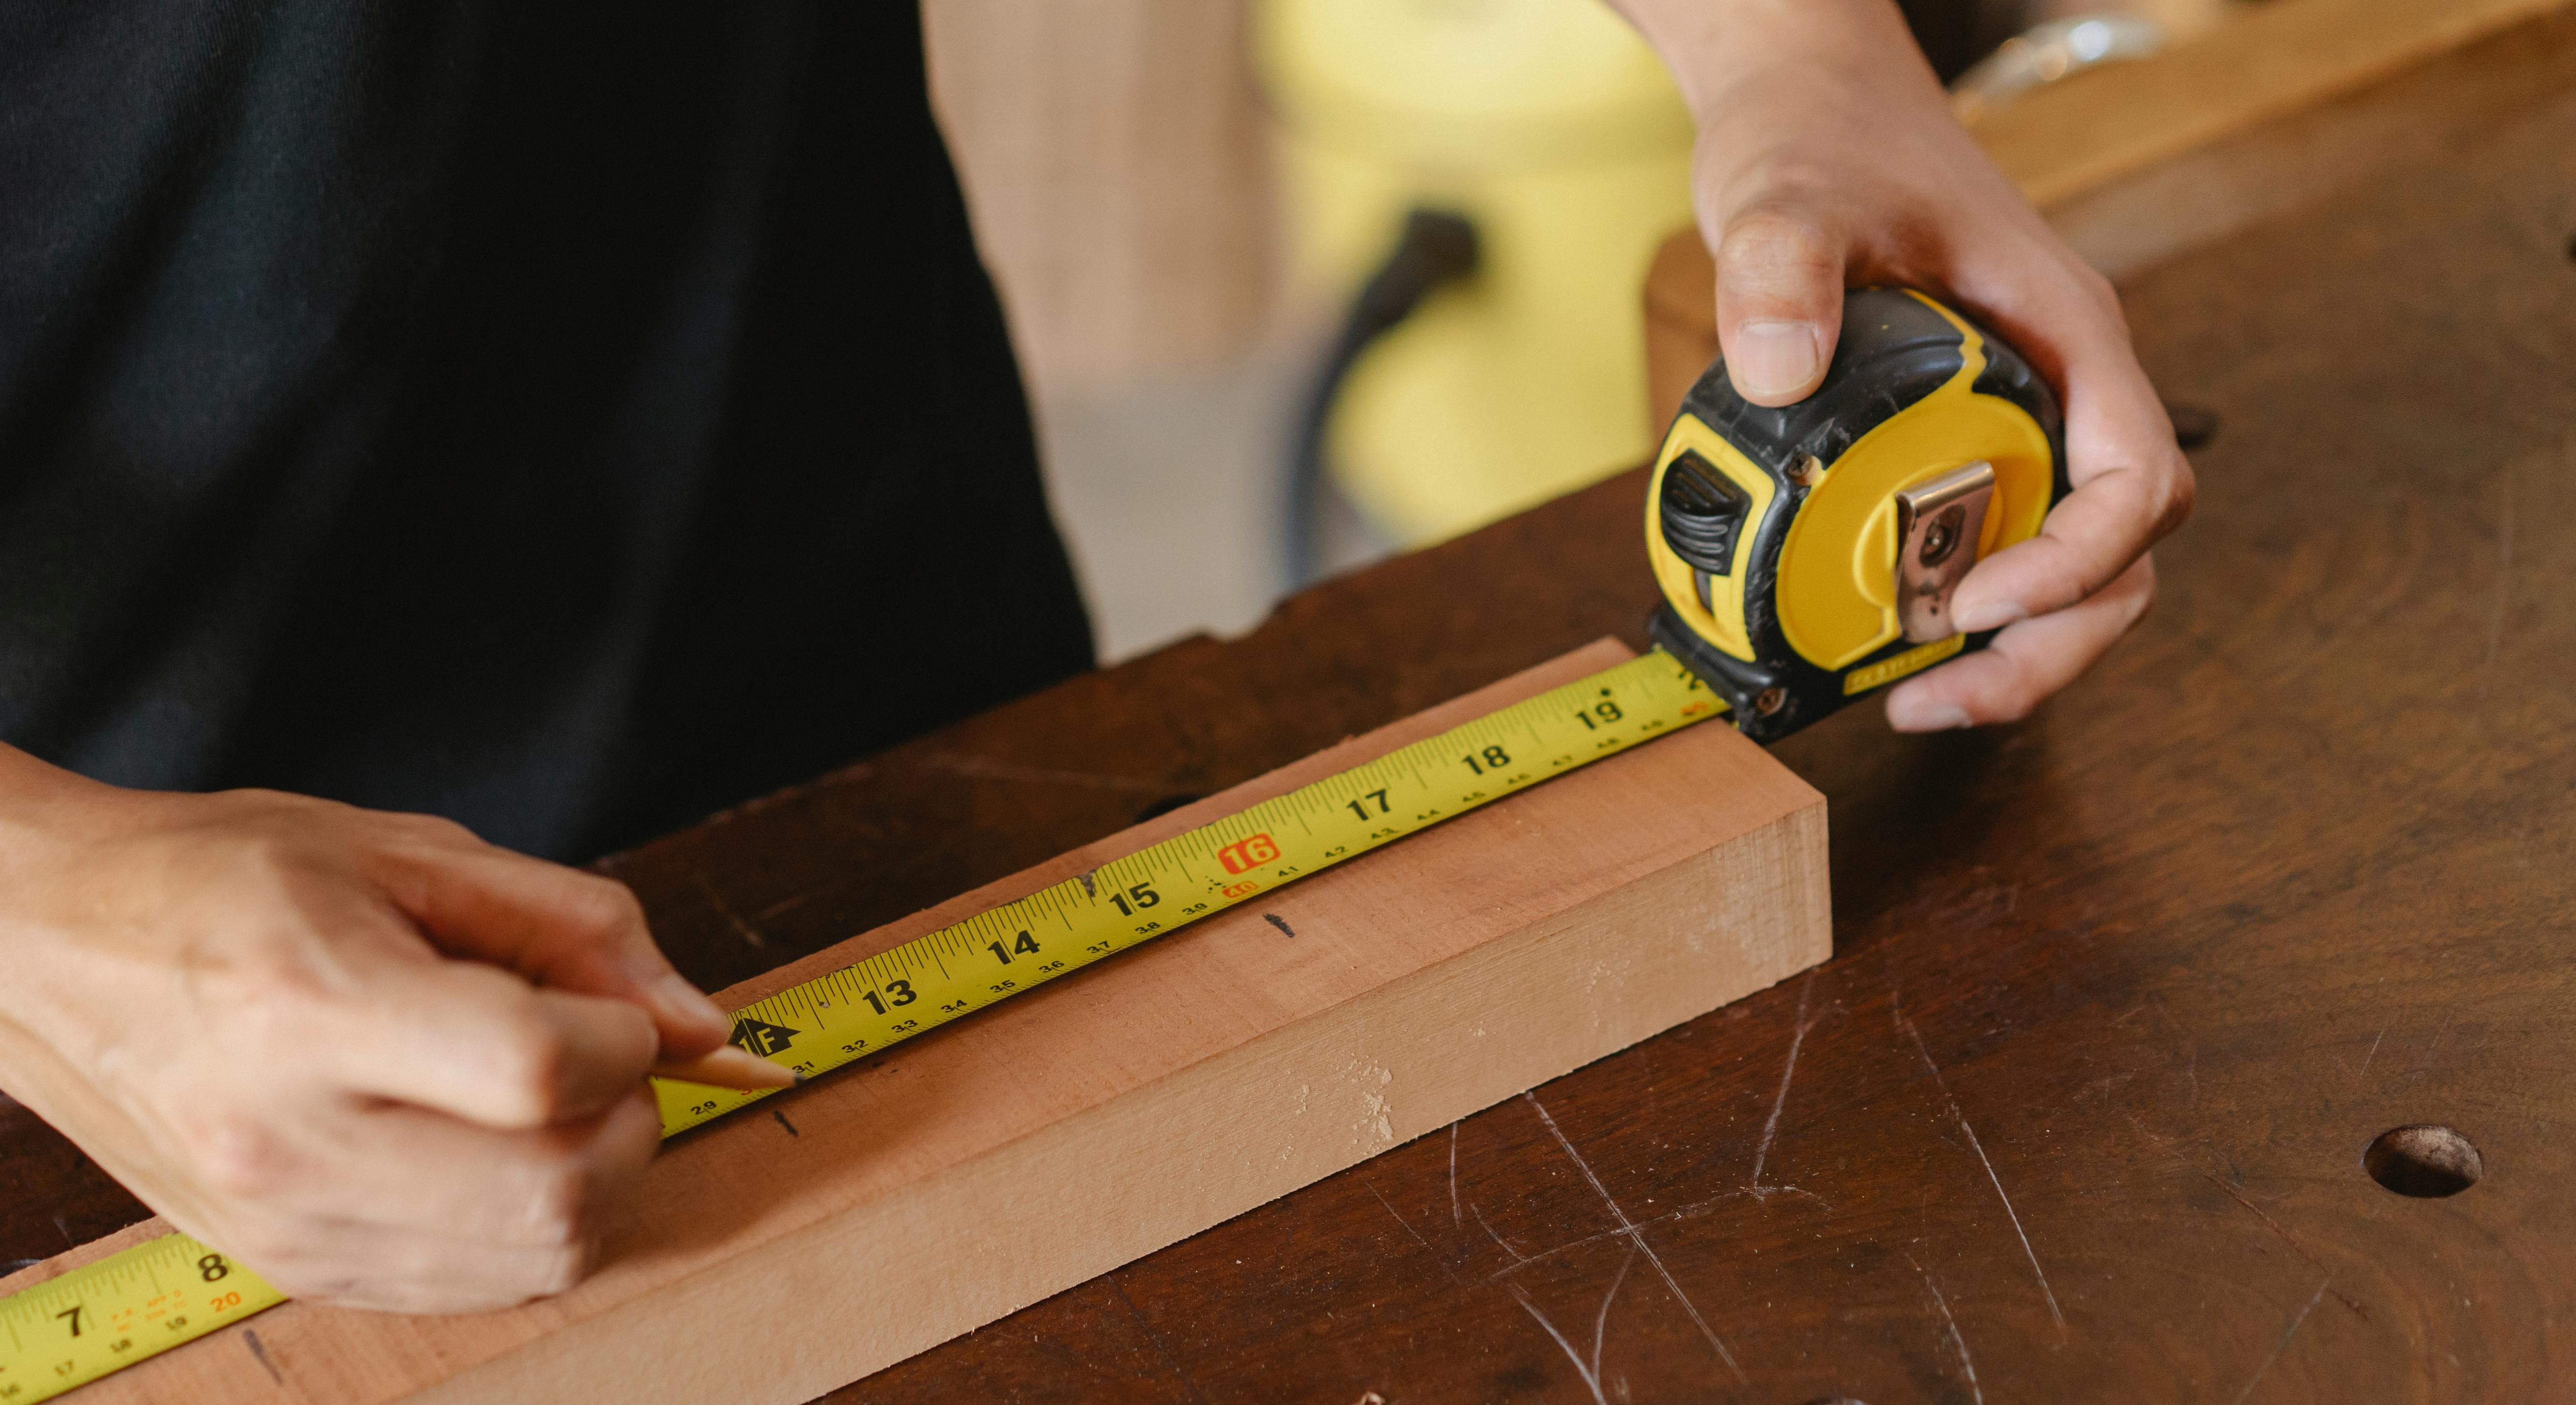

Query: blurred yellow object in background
left=1257, top=0, right=1698, bottom=548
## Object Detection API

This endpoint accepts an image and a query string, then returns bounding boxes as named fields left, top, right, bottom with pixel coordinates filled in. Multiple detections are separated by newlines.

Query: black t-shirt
left=0, top=4, right=1094, bottom=859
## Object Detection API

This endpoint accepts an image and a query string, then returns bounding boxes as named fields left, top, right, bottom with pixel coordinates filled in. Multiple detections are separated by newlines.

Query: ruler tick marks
left=9, top=653, right=1730, bottom=1401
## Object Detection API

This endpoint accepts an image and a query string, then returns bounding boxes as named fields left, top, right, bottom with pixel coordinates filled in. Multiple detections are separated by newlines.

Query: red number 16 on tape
left=1216, top=833, right=1280, bottom=874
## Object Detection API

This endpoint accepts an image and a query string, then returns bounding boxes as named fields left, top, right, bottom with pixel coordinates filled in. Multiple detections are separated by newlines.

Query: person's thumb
left=1714, top=207, right=1847, bottom=407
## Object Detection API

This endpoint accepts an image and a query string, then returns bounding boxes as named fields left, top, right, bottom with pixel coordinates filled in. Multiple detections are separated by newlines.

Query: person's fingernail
left=1731, top=320, right=1821, bottom=399
left=1888, top=697, right=1972, bottom=732
left=1954, top=599, right=2028, bottom=633
left=656, top=973, right=728, bottom=1031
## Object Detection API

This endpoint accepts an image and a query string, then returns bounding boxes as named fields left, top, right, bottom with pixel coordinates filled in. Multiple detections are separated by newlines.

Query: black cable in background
left=1281, top=207, right=1480, bottom=589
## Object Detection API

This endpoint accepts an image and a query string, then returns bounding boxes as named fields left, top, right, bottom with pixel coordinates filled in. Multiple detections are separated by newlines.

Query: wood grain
left=2041, top=3, right=2576, bottom=278
left=1, top=641, right=1826, bottom=1403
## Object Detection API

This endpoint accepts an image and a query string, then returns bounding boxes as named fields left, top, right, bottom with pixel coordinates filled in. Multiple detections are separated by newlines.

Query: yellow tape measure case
left=1646, top=288, right=2068, bottom=740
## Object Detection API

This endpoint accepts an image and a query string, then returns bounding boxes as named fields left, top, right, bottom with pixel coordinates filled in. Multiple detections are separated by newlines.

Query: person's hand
left=0, top=751, right=749, bottom=1313
left=1616, top=0, right=2193, bottom=728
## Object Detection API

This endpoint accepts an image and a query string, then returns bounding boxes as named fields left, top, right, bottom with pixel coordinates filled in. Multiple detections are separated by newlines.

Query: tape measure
left=0, top=1234, right=285, bottom=1403
left=0, top=649, right=1722, bottom=1402
left=1646, top=287, right=2068, bottom=740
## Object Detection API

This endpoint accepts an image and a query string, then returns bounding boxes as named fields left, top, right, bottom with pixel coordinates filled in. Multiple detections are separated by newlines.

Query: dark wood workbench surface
left=8, top=76, right=2574, bottom=1405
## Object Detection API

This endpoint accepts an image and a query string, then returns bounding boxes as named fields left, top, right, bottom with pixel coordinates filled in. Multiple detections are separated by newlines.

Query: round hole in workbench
left=2364, top=1124, right=2482, bottom=1197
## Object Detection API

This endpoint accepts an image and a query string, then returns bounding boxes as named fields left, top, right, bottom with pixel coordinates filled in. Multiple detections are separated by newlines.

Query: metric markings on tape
left=0, top=1233, right=284, bottom=1403
left=0, top=648, right=1721, bottom=1401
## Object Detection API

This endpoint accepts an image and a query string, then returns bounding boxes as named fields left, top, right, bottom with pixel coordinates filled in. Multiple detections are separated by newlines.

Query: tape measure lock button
left=1657, top=449, right=1752, bottom=608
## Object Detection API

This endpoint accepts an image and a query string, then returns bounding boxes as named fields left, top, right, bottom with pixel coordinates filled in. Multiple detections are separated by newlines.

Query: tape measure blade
left=0, top=1231, right=286, bottom=1404
left=7, top=650, right=1729, bottom=1401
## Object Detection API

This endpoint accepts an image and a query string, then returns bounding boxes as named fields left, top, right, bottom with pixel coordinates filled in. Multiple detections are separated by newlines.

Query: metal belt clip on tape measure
left=0, top=286, right=2062, bottom=1402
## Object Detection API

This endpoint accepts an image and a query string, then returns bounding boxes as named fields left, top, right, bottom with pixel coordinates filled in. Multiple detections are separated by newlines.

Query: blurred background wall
left=923, top=0, right=2232, bottom=663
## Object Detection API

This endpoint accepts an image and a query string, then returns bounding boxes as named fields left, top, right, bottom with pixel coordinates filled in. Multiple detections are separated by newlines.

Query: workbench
left=8, top=20, right=2576, bottom=1405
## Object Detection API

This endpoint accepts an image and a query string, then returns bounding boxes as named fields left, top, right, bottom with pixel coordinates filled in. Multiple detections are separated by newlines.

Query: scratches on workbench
left=2354, top=1027, right=2386, bottom=1083
left=2156, top=998, right=2198, bottom=1109
left=1473, top=1202, right=1532, bottom=1267
left=1525, top=1093, right=1748, bottom=1385
left=2405, top=1011, right=2457, bottom=1076
left=2229, top=1275, right=2331, bottom=1405
left=1906, top=1252, right=1984, bottom=1404
left=2121, top=1101, right=2372, bottom=1318
left=1507, top=1247, right=1634, bottom=1405
left=2074, top=1070, right=2137, bottom=1106
left=1108, top=1273, right=1214, bottom=1405
left=694, top=870, right=770, bottom=951
left=1507, top=1286, right=1599, bottom=1403
left=2128, top=995, right=2199, bottom=1110
left=1896, top=1008, right=2068, bottom=1338
left=1749, top=973, right=1819, bottom=1202
left=1365, top=1178, right=1464, bottom=1287
left=2480, top=457, right=2516, bottom=675
left=1362, top=1165, right=1656, bottom=1403
left=1474, top=1195, right=1751, bottom=1286
left=1449, top=1123, right=1463, bottom=1226
left=2197, top=1173, right=2368, bottom=1321
left=1592, top=1253, right=1634, bottom=1391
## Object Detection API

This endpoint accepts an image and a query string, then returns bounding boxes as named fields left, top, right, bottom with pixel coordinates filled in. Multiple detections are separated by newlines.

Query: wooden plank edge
left=2042, top=6, right=2576, bottom=278
left=1974, top=0, right=2572, bottom=208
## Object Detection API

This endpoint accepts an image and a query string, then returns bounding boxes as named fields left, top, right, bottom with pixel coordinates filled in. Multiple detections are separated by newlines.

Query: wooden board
left=1, top=639, right=1826, bottom=1404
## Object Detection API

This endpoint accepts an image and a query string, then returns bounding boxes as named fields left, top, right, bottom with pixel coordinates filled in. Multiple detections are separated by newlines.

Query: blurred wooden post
left=923, top=0, right=1281, bottom=396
